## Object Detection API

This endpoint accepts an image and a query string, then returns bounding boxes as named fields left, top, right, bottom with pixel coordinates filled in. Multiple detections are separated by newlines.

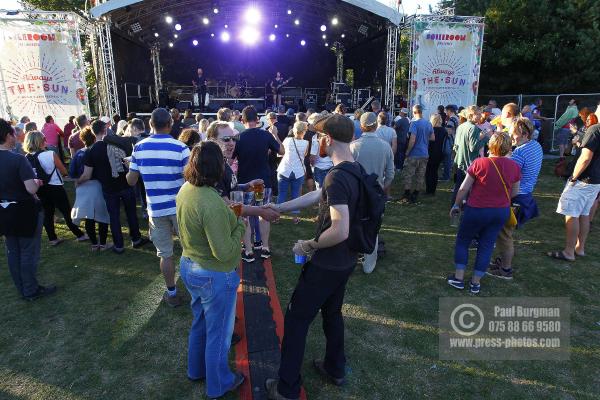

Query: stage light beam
left=269, top=33, right=276, bottom=41
left=287, top=9, right=292, bottom=15
left=213, top=8, right=219, bottom=14
left=220, top=31, right=230, bottom=42
left=202, top=17, right=209, bottom=25
left=244, top=8, right=261, bottom=24
left=240, top=26, right=260, bottom=45
left=322, top=34, right=326, bottom=39
left=175, top=23, right=181, bottom=31
left=154, top=32, right=159, bottom=37
left=331, top=17, right=338, bottom=25
left=320, top=25, right=327, bottom=32
left=294, top=19, right=300, bottom=25
left=192, top=39, right=198, bottom=46
left=168, top=42, right=173, bottom=47
left=174, top=33, right=178, bottom=38
left=165, top=16, right=173, bottom=24
left=341, top=33, right=345, bottom=38
left=300, top=40, right=306, bottom=46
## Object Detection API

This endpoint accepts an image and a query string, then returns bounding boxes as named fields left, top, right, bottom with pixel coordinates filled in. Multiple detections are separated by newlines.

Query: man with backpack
left=350, top=112, right=395, bottom=273
left=263, top=114, right=385, bottom=400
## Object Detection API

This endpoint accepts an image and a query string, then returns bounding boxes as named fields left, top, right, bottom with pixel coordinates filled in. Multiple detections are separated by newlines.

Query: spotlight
left=192, top=39, right=198, bottom=46
left=244, top=7, right=261, bottom=24
left=224, top=24, right=228, bottom=28
left=154, top=32, right=159, bottom=37
left=341, top=33, right=345, bottom=38
left=269, top=33, right=276, bottom=41
left=240, top=26, right=260, bottom=45
left=322, top=34, right=326, bottom=39
left=320, top=25, right=326, bottom=32
left=213, top=8, right=219, bottom=14
left=331, top=17, right=338, bottom=25
left=211, top=33, right=215, bottom=37
left=285, top=33, right=290, bottom=38
left=174, top=33, right=178, bottom=38
left=300, top=40, right=306, bottom=46
left=220, top=31, right=230, bottom=42
left=294, top=19, right=300, bottom=25
left=325, top=42, right=329, bottom=47
left=168, top=42, right=173, bottom=47
left=274, top=24, right=278, bottom=28
left=287, top=9, right=292, bottom=15
left=175, top=23, right=181, bottom=31
left=165, top=16, right=173, bottom=24
left=202, top=17, right=209, bottom=25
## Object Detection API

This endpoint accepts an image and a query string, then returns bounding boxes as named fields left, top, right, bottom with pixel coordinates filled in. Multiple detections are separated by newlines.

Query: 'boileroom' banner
left=409, top=20, right=484, bottom=117
left=0, top=16, right=89, bottom=125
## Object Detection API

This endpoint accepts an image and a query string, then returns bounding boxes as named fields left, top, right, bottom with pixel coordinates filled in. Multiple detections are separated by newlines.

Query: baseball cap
left=400, top=108, right=409, bottom=114
left=100, top=116, right=111, bottom=124
left=360, top=112, right=377, bottom=127
left=323, top=114, right=354, bottom=143
left=307, top=113, right=330, bottom=131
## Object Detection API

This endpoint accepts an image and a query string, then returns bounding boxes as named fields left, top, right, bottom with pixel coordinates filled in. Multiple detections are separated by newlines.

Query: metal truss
left=384, top=24, right=399, bottom=115
left=150, top=43, right=162, bottom=105
left=93, top=17, right=120, bottom=117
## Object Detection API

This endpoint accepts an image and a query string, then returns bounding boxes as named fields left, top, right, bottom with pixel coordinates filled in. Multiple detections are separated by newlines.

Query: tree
left=438, top=0, right=600, bottom=94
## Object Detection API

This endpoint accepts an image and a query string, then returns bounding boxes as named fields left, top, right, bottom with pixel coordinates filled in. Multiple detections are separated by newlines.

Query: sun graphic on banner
left=2, top=51, right=70, bottom=117
left=419, top=50, right=469, bottom=107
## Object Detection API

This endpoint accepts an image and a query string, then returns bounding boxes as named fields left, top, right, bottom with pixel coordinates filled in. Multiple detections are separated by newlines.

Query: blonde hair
left=206, top=121, right=231, bottom=141
left=488, top=132, right=512, bottom=156
left=293, top=121, right=308, bottom=137
left=503, top=103, right=520, bottom=118
left=511, top=117, right=535, bottom=139
left=24, top=130, right=46, bottom=153
left=430, top=113, right=443, bottom=128
left=465, top=105, right=480, bottom=123
left=199, top=119, right=209, bottom=133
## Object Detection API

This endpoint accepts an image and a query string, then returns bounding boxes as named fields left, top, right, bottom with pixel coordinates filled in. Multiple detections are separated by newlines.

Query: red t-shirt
left=466, top=157, right=521, bottom=208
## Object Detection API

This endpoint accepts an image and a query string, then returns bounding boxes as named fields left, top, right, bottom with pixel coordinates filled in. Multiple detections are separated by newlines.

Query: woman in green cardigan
left=176, top=141, right=245, bottom=399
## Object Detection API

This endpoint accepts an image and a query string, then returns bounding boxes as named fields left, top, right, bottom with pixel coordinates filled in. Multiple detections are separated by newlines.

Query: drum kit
left=226, top=79, right=251, bottom=98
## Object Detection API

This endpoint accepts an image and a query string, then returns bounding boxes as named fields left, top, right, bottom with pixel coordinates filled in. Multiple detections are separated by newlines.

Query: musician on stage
left=192, top=68, right=207, bottom=112
left=270, top=72, right=287, bottom=109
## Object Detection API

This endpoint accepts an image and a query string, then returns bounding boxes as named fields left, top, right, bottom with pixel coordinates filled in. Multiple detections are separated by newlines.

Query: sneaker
left=162, top=291, right=182, bottom=307
left=253, top=241, right=263, bottom=251
left=447, top=275, right=465, bottom=290
left=76, top=234, right=89, bottom=242
left=132, top=237, right=150, bottom=248
left=241, top=251, right=255, bottom=263
left=470, top=281, right=481, bottom=294
left=486, top=267, right=513, bottom=280
left=99, top=242, right=114, bottom=251
left=313, top=359, right=346, bottom=386
left=23, top=285, right=57, bottom=301
left=261, top=249, right=271, bottom=259
left=265, top=378, right=299, bottom=400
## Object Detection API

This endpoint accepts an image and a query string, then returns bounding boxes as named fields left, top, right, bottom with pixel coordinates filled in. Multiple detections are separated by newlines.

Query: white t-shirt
left=259, top=115, right=270, bottom=129
left=310, top=136, right=334, bottom=170
left=37, top=150, right=63, bottom=185
left=375, top=125, right=396, bottom=147
left=277, top=137, right=309, bottom=178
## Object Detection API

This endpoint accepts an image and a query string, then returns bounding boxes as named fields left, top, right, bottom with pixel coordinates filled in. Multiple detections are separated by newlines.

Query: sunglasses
left=220, top=136, right=239, bottom=143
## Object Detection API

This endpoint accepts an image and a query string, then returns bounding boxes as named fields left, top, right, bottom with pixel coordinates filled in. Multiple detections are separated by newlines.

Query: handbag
left=489, top=157, right=517, bottom=228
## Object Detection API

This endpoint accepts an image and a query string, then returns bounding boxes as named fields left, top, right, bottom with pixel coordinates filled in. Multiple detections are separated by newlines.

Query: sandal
left=546, top=251, right=575, bottom=262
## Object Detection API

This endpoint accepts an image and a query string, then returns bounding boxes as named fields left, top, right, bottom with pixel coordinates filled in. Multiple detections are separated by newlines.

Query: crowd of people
left=1, top=95, right=600, bottom=399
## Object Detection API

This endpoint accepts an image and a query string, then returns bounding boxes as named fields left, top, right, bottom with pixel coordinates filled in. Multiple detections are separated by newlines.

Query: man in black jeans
left=77, top=120, right=149, bottom=254
left=264, top=114, right=360, bottom=400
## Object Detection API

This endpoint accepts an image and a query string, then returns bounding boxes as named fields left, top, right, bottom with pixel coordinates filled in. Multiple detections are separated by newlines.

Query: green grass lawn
left=1, top=161, right=599, bottom=400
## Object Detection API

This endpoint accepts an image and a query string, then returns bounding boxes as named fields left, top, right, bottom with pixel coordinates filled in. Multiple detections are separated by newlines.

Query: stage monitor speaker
left=176, top=101, right=192, bottom=111
left=335, top=93, right=352, bottom=108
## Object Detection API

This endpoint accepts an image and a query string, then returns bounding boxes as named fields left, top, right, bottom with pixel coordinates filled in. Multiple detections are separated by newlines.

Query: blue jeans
left=4, top=212, right=43, bottom=297
left=103, top=187, right=141, bottom=249
left=180, top=257, right=240, bottom=398
left=454, top=206, right=509, bottom=278
left=277, top=172, right=304, bottom=214
left=313, top=166, right=330, bottom=189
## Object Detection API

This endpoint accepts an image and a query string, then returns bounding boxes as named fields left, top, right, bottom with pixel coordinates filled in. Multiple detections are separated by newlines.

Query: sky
left=4, top=0, right=22, bottom=10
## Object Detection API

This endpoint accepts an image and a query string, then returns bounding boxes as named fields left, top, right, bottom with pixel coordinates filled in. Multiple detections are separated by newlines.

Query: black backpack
left=26, top=151, right=57, bottom=185
left=330, top=163, right=386, bottom=253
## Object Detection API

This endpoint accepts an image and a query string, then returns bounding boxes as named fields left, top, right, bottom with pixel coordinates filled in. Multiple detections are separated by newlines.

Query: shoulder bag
left=489, top=157, right=518, bottom=228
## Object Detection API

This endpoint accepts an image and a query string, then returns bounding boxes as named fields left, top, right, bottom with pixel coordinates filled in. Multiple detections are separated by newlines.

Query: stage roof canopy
left=90, top=0, right=402, bottom=50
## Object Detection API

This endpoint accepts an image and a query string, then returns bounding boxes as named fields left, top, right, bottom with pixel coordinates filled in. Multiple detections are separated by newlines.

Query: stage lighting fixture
left=331, top=17, right=338, bottom=25
left=213, top=7, right=219, bottom=14
left=274, top=24, right=278, bottom=28
left=294, top=19, right=299, bottom=25
left=192, top=39, right=198, bottom=46
left=245, top=8, right=261, bottom=24
left=287, top=9, right=292, bottom=15
left=300, top=40, right=306, bottom=46
left=224, top=24, right=228, bottom=28
left=165, top=16, right=173, bottom=24
left=320, top=25, right=326, bottom=32
left=240, top=26, right=260, bottom=45
left=203, top=17, right=209, bottom=25
left=175, top=23, right=181, bottom=31
left=322, top=34, right=326, bottom=39
left=285, top=33, right=290, bottom=38
left=269, top=33, right=276, bottom=41
left=154, top=32, right=159, bottom=37
left=168, top=42, right=173, bottom=47
left=174, top=33, right=178, bottom=38
left=211, top=33, right=215, bottom=37
left=341, top=33, right=345, bottom=38
left=325, top=42, right=329, bottom=47
left=220, top=31, right=230, bottom=42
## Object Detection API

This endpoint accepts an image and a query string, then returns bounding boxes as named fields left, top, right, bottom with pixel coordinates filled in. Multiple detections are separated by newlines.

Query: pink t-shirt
left=41, top=122, right=63, bottom=147
left=466, top=157, right=521, bottom=208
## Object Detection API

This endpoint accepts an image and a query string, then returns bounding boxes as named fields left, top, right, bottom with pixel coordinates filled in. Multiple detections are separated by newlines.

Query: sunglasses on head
left=220, top=136, right=239, bottom=143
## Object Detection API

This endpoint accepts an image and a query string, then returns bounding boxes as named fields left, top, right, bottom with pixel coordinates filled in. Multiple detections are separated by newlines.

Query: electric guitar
left=271, top=77, right=293, bottom=94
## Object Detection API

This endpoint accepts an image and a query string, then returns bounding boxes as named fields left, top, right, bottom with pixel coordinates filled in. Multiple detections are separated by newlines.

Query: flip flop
left=547, top=251, right=575, bottom=262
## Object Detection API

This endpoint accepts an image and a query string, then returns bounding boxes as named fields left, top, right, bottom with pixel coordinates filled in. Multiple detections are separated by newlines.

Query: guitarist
left=270, top=72, right=291, bottom=109
left=192, top=68, right=207, bottom=111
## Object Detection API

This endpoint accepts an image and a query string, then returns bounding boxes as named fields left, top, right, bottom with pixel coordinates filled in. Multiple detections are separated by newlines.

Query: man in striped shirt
left=127, top=108, right=190, bottom=307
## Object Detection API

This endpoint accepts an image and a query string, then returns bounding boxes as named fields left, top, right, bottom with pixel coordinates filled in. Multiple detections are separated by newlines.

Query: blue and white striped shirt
left=511, top=140, right=543, bottom=195
left=129, top=134, right=190, bottom=217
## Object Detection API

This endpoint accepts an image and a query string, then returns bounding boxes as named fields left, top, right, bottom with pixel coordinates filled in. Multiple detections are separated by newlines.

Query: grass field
left=1, top=161, right=599, bottom=400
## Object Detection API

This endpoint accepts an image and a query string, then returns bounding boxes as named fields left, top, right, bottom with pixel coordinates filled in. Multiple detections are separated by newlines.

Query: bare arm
left=572, top=148, right=594, bottom=181
left=271, top=189, right=322, bottom=213
left=126, top=170, right=140, bottom=186
left=77, top=166, right=93, bottom=184
left=53, top=152, right=68, bottom=176
left=306, top=204, right=349, bottom=249
left=511, top=181, right=520, bottom=198
left=405, top=134, right=416, bottom=156
left=391, top=137, right=397, bottom=156
left=24, top=179, right=40, bottom=195
left=453, top=174, right=475, bottom=207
